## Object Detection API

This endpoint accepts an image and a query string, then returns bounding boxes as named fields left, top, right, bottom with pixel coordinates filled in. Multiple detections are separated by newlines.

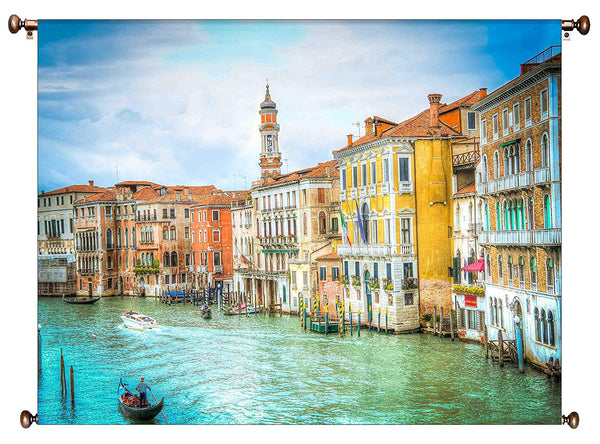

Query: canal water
left=38, top=297, right=560, bottom=425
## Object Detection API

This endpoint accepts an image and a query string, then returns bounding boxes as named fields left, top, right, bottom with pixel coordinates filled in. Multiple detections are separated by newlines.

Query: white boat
left=121, top=311, right=157, bottom=330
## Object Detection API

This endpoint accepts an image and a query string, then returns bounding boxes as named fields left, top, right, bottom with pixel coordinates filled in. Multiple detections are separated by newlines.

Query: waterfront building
left=190, top=190, right=245, bottom=295
left=73, top=187, right=139, bottom=296
left=231, top=193, right=256, bottom=296
left=473, top=46, right=562, bottom=371
left=315, top=250, right=343, bottom=314
left=233, top=85, right=341, bottom=312
left=37, top=180, right=106, bottom=295
left=333, top=90, right=486, bottom=332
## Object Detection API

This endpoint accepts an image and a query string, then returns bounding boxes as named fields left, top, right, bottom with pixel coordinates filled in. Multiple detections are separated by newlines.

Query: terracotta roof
left=454, top=182, right=476, bottom=196
left=257, top=160, right=339, bottom=188
left=192, top=193, right=236, bottom=208
left=74, top=190, right=117, bottom=204
left=439, top=89, right=487, bottom=114
left=316, top=251, right=341, bottom=261
left=114, top=180, right=163, bottom=188
left=39, top=184, right=106, bottom=197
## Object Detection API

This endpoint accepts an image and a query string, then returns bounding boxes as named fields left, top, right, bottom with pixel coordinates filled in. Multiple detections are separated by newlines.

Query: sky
left=38, top=19, right=561, bottom=193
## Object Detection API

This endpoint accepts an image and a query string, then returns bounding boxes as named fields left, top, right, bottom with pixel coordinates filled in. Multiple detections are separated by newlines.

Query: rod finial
left=562, top=411, right=580, bottom=429
left=562, top=16, right=591, bottom=35
left=20, top=410, right=38, bottom=428
left=8, top=14, right=21, bottom=34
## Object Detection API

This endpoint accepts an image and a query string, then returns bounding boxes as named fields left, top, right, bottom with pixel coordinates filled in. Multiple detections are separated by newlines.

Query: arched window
left=543, top=195, right=551, bottom=228
left=496, top=202, right=502, bottom=230
left=525, top=139, right=533, bottom=171
left=498, top=299, right=503, bottom=328
left=318, top=211, right=326, bottom=234
left=117, top=228, right=122, bottom=248
left=150, top=253, right=154, bottom=265
left=493, top=151, right=500, bottom=178
left=530, top=256, right=537, bottom=288
left=170, top=226, right=176, bottom=240
left=516, top=200, right=523, bottom=230
left=106, top=228, right=113, bottom=248
left=124, top=228, right=129, bottom=247
left=541, top=309, right=548, bottom=344
left=489, top=298, right=494, bottom=325
left=535, top=308, right=541, bottom=341
left=303, top=213, right=308, bottom=236
left=546, top=258, right=554, bottom=292
left=548, top=311, right=556, bottom=346
left=527, top=197, right=534, bottom=230
left=481, top=155, right=488, bottom=182
left=493, top=298, right=498, bottom=325
left=486, top=254, right=491, bottom=280
left=163, top=252, right=170, bottom=267
left=163, top=226, right=169, bottom=241
left=497, top=255, right=503, bottom=280
left=467, top=201, right=473, bottom=229
left=541, top=133, right=549, bottom=167
left=518, top=256, right=525, bottom=285
left=107, top=255, right=113, bottom=269
left=507, top=255, right=513, bottom=281
left=361, top=203, right=369, bottom=242
left=171, top=252, right=178, bottom=268
left=485, top=204, right=490, bottom=231
left=455, top=204, right=461, bottom=231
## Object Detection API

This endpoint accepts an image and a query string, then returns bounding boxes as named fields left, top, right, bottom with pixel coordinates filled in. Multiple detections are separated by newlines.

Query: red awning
left=461, top=258, right=485, bottom=272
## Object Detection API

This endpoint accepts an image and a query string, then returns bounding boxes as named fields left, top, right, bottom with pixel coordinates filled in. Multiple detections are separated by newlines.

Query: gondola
left=62, top=294, right=102, bottom=304
left=200, top=308, right=212, bottom=319
left=118, top=378, right=164, bottom=421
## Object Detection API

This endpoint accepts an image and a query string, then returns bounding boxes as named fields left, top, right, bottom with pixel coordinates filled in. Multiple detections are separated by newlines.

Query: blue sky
left=38, top=20, right=560, bottom=192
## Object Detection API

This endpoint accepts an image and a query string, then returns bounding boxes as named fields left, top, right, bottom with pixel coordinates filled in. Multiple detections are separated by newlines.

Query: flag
left=340, top=208, right=351, bottom=246
left=356, top=201, right=368, bottom=244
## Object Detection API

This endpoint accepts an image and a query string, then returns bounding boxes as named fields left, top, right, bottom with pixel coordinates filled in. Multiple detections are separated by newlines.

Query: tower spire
left=258, top=83, right=282, bottom=179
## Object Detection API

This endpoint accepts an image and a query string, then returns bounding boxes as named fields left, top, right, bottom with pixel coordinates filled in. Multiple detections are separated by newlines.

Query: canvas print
left=36, top=19, right=562, bottom=424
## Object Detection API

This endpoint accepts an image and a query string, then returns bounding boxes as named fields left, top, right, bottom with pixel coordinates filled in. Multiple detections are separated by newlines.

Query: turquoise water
left=38, top=297, right=560, bottom=425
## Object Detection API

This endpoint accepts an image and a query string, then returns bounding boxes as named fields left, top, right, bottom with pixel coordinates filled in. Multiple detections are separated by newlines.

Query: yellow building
left=334, top=92, right=482, bottom=331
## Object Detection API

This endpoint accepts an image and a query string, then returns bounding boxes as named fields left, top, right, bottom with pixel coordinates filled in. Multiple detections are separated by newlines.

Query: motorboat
left=121, top=311, right=157, bottom=330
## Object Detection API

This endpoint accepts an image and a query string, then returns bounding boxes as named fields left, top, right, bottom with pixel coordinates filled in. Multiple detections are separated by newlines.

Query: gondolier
left=135, top=377, right=150, bottom=407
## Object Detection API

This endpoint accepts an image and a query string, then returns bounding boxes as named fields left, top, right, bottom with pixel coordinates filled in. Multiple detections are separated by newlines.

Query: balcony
left=381, top=182, right=391, bottom=194
left=534, top=167, right=551, bottom=185
left=478, top=229, right=561, bottom=247
left=480, top=171, right=533, bottom=195
left=359, top=186, right=367, bottom=196
left=368, top=184, right=377, bottom=196
left=398, top=181, right=413, bottom=194
left=337, top=244, right=390, bottom=257
left=214, top=265, right=223, bottom=274
left=399, top=244, right=414, bottom=255
left=350, top=188, right=358, bottom=199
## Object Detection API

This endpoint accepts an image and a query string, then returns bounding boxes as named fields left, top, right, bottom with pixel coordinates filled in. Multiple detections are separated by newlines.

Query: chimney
left=347, top=134, right=353, bottom=146
left=89, top=180, right=94, bottom=187
left=376, top=123, right=384, bottom=137
left=428, top=93, right=442, bottom=135
left=364, top=117, right=374, bottom=135
left=479, top=87, right=488, bottom=98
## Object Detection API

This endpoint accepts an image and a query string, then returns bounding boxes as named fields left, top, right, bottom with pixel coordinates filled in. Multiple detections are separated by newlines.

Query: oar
left=148, top=388, right=169, bottom=424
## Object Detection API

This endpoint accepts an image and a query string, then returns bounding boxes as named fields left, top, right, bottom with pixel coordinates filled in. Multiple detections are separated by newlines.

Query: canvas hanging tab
left=7, top=14, right=38, bottom=39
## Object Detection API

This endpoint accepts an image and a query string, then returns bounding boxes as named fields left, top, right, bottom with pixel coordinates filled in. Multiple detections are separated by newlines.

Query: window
left=513, top=103, right=521, bottom=131
left=548, top=311, right=555, bottom=346
left=467, top=111, right=476, bottom=130
left=481, top=119, right=487, bottom=143
left=106, top=228, right=113, bottom=249
left=106, top=206, right=112, bottom=216
left=404, top=293, right=414, bottom=306
left=318, top=211, right=326, bottom=234
left=546, top=258, right=554, bottom=291
left=530, top=257, right=537, bottom=288
left=107, top=278, right=113, bottom=289
left=370, top=161, right=377, bottom=184
left=170, top=208, right=175, bottom=218
left=502, top=108, right=509, bottom=136
left=398, top=157, right=409, bottom=182
left=541, top=309, right=548, bottom=344
left=492, top=114, right=498, bottom=139
left=468, top=310, right=478, bottom=330
left=525, top=139, right=533, bottom=171
left=541, top=133, right=549, bottom=167
left=497, top=255, right=503, bottom=279
left=543, top=195, right=552, bottom=229
left=163, top=226, right=169, bottom=241
left=164, top=275, right=170, bottom=284
left=185, top=208, right=190, bottom=218
left=535, top=308, right=542, bottom=341
left=370, top=220, right=378, bottom=243
left=170, top=226, right=176, bottom=240
left=331, top=267, right=339, bottom=282
left=212, top=210, right=220, bottom=221
left=401, top=218, right=411, bottom=244
left=212, top=230, right=220, bottom=242
left=352, top=165, right=358, bottom=187
left=518, top=256, right=525, bottom=285
left=171, top=252, right=178, bottom=267
left=185, top=254, right=190, bottom=266
left=191, top=211, right=194, bottom=223
left=107, top=255, right=113, bottom=269
left=185, top=227, right=190, bottom=239
left=341, top=168, right=347, bottom=189
left=320, top=266, right=327, bottom=281
left=291, top=271, right=297, bottom=288
left=331, top=217, right=338, bottom=233
left=541, top=88, right=549, bottom=119
left=163, top=208, right=168, bottom=219
left=361, top=163, right=367, bottom=186
left=383, top=158, right=389, bottom=182
left=386, top=263, right=392, bottom=281
left=213, top=251, right=221, bottom=267
left=524, top=97, right=532, bottom=126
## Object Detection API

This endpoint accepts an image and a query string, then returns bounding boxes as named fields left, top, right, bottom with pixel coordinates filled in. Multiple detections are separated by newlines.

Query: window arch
left=484, top=204, right=490, bottom=231
left=546, top=258, right=554, bottom=292
left=530, top=256, right=537, bottom=288
left=106, top=228, right=113, bottom=248
left=163, top=226, right=169, bottom=241
left=498, top=299, right=503, bottom=328
left=518, top=256, right=525, bottom=285
left=507, top=255, right=513, bottom=281
left=117, top=228, right=122, bottom=248
left=481, top=155, right=488, bottom=182
left=318, top=211, right=326, bottom=234
left=489, top=298, right=494, bottom=325
left=107, top=255, right=113, bottom=269
left=535, top=308, right=541, bottom=341
left=543, top=195, right=552, bottom=228
left=303, top=212, right=308, bottom=236
left=497, top=255, right=503, bottom=280
left=548, top=311, right=556, bottom=346
left=527, top=197, right=535, bottom=230
left=496, top=202, right=502, bottom=230
left=171, top=252, right=178, bottom=268
left=486, top=254, right=491, bottom=279
left=170, top=226, right=176, bottom=240
left=503, top=147, right=509, bottom=176
left=541, top=309, right=548, bottom=344
left=455, top=203, right=461, bottom=231
left=541, top=133, right=549, bottom=167
left=163, top=252, right=170, bottom=267
left=493, top=151, right=500, bottom=178
left=525, top=139, right=533, bottom=171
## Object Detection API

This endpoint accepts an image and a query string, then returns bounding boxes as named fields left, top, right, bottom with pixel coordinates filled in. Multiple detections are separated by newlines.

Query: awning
left=461, top=257, right=485, bottom=272
left=498, top=138, right=520, bottom=147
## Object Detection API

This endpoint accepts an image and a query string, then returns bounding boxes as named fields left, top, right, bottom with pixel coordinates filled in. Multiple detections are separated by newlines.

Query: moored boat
left=118, top=378, right=164, bottom=421
left=223, top=304, right=262, bottom=315
left=62, top=294, right=102, bottom=304
left=121, top=311, right=157, bottom=330
left=199, top=304, right=212, bottom=319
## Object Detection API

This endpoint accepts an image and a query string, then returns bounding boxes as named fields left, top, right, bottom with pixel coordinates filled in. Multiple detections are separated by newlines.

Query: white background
left=1, top=0, right=598, bottom=442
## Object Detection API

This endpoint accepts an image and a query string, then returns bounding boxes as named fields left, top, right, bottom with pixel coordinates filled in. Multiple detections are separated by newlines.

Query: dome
left=260, top=83, right=276, bottom=110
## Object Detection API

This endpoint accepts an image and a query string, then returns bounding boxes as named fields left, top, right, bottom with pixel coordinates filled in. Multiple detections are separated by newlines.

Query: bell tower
left=259, top=82, right=282, bottom=178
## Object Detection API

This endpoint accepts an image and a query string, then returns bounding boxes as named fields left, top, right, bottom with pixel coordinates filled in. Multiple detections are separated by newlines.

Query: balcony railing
left=350, top=188, right=358, bottom=199
left=338, top=244, right=390, bottom=257
left=398, top=181, right=413, bottom=194
left=400, top=244, right=414, bottom=255
left=381, top=182, right=391, bottom=194
left=479, top=229, right=561, bottom=246
left=480, top=171, right=534, bottom=195
left=340, top=189, right=347, bottom=200
left=214, top=265, right=223, bottom=273
left=547, top=284, right=555, bottom=295
left=368, top=184, right=377, bottom=196
left=359, top=186, right=367, bottom=196
left=534, top=167, right=551, bottom=185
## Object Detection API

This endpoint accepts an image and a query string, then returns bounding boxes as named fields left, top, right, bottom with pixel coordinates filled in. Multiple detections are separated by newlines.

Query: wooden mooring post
left=439, top=307, right=444, bottom=337
left=433, top=306, right=437, bottom=336
left=450, top=308, right=455, bottom=341
left=60, top=349, right=65, bottom=397
left=377, top=307, right=381, bottom=333
left=484, top=326, right=489, bottom=358
left=70, top=365, right=75, bottom=407
left=498, top=329, right=504, bottom=367
left=385, top=308, right=388, bottom=334
left=349, top=304, right=353, bottom=336
left=357, top=310, right=361, bottom=337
